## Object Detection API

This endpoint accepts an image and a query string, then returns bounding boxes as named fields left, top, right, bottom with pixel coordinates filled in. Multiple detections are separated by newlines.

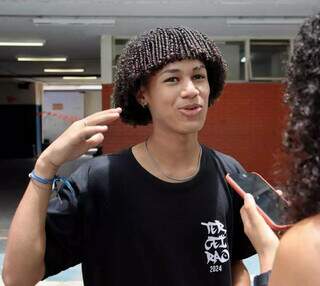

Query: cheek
left=153, top=90, right=176, bottom=109
left=204, top=81, right=210, bottom=95
left=148, top=96, right=173, bottom=119
left=201, top=85, right=210, bottom=104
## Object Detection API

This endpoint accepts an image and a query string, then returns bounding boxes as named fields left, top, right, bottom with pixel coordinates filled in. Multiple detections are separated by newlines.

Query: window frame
left=211, top=37, right=248, bottom=83
left=248, top=37, right=293, bottom=81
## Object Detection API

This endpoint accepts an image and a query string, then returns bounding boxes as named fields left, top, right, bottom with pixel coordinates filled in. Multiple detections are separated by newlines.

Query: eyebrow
left=193, top=64, right=206, bottom=71
left=160, top=64, right=206, bottom=76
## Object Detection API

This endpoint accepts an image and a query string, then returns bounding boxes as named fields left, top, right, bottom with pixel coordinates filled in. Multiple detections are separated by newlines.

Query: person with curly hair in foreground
left=2, top=26, right=255, bottom=286
left=241, top=12, right=320, bottom=286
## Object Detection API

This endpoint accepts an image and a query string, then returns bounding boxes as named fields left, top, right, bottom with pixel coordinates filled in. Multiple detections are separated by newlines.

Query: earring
left=141, top=102, right=148, bottom=108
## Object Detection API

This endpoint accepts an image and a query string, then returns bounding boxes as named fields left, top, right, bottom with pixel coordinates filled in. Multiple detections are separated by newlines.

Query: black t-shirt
left=44, top=145, right=255, bottom=285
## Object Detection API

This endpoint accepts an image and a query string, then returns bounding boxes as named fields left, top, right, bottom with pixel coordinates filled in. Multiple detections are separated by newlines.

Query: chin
left=176, top=121, right=205, bottom=134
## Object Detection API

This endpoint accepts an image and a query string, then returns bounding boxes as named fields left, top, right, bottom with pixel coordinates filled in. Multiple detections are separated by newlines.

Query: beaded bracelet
left=28, top=170, right=56, bottom=186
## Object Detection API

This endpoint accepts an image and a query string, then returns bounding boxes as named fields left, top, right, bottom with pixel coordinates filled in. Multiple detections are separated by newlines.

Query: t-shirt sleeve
left=216, top=152, right=256, bottom=260
left=43, top=162, right=90, bottom=279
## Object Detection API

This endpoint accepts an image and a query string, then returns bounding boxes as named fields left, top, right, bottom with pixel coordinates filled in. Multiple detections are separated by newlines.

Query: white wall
left=84, top=90, right=102, bottom=116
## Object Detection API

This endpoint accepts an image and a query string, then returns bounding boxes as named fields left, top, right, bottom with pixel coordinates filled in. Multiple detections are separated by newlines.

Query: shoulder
left=279, top=214, right=320, bottom=256
left=277, top=215, right=320, bottom=258
left=204, top=146, right=245, bottom=173
left=69, top=148, right=131, bottom=191
left=269, top=214, right=320, bottom=286
left=74, top=149, right=130, bottom=174
left=89, top=149, right=131, bottom=173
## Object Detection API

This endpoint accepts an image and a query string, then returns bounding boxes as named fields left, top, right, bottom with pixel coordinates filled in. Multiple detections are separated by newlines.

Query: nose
left=181, top=79, right=200, bottom=98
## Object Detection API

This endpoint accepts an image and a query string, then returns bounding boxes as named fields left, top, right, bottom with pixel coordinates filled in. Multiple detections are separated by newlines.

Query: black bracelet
left=253, top=270, right=271, bottom=286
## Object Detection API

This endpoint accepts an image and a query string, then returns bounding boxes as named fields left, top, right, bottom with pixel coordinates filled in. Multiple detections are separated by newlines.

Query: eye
left=193, top=74, right=206, bottom=80
left=164, top=76, right=179, bottom=83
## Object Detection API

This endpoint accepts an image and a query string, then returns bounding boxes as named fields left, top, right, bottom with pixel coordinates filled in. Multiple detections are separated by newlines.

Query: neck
left=142, top=128, right=203, bottom=183
left=148, top=129, right=200, bottom=166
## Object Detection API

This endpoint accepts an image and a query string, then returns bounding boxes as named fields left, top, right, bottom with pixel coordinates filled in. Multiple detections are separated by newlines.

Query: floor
left=0, top=157, right=259, bottom=285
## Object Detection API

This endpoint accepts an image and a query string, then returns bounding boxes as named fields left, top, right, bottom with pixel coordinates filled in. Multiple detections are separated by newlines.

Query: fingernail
left=244, top=193, right=254, bottom=201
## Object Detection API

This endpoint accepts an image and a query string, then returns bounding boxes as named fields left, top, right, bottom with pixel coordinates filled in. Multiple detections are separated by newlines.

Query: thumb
left=244, top=193, right=256, bottom=208
left=243, top=193, right=263, bottom=223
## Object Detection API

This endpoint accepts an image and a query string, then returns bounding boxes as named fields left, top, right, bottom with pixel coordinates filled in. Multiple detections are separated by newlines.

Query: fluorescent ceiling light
left=17, top=57, right=67, bottom=62
left=63, top=76, right=97, bottom=80
left=0, top=40, right=45, bottom=46
left=33, top=17, right=115, bottom=26
left=44, top=68, right=84, bottom=73
left=79, top=85, right=102, bottom=90
left=44, top=84, right=102, bottom=91
left=227, top=17, right=305, bottom=25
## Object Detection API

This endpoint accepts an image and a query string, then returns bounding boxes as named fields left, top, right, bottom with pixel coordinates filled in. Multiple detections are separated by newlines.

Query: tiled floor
left=0, top=158, right=259, bottom=285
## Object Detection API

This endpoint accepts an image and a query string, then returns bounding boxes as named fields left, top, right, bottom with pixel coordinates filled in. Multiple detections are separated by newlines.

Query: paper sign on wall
left=52, top=103, right=64, bottom=110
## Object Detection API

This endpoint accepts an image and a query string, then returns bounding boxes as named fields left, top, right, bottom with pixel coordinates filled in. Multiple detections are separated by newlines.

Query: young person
left=240, top=12, right=320, bottom=286
left=2, top=26, right=255, bottom=286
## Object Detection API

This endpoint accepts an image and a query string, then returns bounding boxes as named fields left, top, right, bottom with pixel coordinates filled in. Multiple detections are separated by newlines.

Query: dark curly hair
left=113, top=26, right=226, bottom=126
left=283, top=12, right=320, bottom=222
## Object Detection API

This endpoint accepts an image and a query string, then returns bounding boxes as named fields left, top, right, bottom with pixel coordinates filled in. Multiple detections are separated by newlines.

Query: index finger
left=85, top=108, right=122, bottom=126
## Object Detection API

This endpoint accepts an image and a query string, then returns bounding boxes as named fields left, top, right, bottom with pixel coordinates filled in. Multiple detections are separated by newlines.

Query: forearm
left=232, top=260, right=251, bottom=286
left=2, top=110, right=117, bottom=285
left=2, top=156, right=57, bottom=286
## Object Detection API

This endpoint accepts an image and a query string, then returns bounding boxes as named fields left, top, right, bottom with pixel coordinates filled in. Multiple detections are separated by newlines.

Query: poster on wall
left=42, top=91, right=84, bottom=143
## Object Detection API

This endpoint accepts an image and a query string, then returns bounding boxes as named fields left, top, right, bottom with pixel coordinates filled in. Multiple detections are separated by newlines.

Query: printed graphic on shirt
left=201, top=220, right=230, bottom=273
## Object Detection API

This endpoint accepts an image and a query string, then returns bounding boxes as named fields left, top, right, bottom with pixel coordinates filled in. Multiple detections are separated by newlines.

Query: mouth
left=178, top=104, right=203, bottom=116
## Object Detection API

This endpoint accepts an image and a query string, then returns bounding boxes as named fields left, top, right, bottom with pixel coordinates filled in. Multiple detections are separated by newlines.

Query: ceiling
left=0, top=0, right=319, bottom=83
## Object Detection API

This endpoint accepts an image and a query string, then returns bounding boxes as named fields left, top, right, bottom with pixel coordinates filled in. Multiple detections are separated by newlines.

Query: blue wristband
left=28, top=170, right=75, bottom=203
left=28, top=170, right=56, bottom=185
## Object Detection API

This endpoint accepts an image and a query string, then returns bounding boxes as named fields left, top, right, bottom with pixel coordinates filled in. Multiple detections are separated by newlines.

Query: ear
left=136, top=86, right=148, bottom=107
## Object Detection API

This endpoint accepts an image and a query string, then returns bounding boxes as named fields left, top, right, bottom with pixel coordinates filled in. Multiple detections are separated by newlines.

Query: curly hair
left=283, top=12, right=320, bottom=222
left=113, top=26, right=226, bottom=125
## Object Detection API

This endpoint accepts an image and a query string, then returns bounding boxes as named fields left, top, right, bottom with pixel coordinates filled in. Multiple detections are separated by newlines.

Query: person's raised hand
left=39, top=108, right=122, bottom=170
left=240, top=193, right=280, bottom=272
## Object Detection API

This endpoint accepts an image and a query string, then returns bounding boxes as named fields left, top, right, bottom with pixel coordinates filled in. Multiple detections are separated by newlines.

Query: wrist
left=258, top=252, right=276, bottom=273
left=35, top=153, right=59, bottom=178
left=257, top=239, right=279, bottom=273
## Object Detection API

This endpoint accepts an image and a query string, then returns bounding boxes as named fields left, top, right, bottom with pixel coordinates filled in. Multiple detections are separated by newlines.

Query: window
left=215, top=41, right=246, bottom=81
left=250, top=40, right=290, bottom=80
left=112, top=38, right=130, bottom=66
